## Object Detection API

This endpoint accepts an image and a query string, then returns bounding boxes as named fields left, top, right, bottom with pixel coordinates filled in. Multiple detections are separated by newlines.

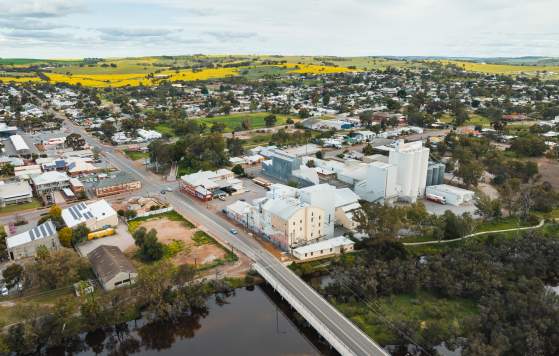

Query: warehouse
left=87, top=245, right=137, bottom=290
left=9, top=134, right=31, bottom=156
left=292, top=236, right=354, bottom=261
left=6, top=220, right=60, bottom=260
left=425, top=184, right=475, bottom=206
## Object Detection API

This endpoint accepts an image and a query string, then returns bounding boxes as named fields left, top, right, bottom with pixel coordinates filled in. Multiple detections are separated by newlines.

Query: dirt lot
left=133, top=217, right=227, bottom=267
left=537, top=157, right=559, bottom=189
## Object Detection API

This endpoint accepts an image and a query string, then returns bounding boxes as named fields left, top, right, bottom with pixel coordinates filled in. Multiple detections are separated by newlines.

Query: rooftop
left=61, top=199, right=117, bottom=228
left=87, top=245, right=136, bottom=285
left=292, top=236, right=354, bottom=255
left=6, top=220, right=57, bottom=249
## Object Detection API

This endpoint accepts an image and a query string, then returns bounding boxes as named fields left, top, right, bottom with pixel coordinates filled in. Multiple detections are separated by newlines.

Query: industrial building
left=225, top=183, right=361, bottom=252
left=426, top=184, right=475, bottom=206
left=262, top=149, right=319, bottom=186
left=180, top=169, right=244, bottom=201
left=6, top=220, right=60, bottom=261
left=292, top=236, right=355, bottom=261
left=61, top=200, right=118, bottom=231
left=87, top=245, right=137, bottom=291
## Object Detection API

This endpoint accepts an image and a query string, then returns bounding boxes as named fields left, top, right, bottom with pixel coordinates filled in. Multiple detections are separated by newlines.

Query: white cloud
left=0, top=0, right=86, bottom=18
left=0, top=0, right=558, bottom=58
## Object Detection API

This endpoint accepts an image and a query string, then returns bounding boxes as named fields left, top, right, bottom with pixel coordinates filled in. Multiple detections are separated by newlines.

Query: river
left=44, top=284, right=338, bottom=356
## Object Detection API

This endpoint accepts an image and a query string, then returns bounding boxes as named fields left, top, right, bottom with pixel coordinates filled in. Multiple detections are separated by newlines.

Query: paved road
left=31, top=92, right=388, bottom=356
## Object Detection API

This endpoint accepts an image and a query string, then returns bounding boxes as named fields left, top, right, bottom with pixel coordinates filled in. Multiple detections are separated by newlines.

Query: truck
left=426, top=193, right=446, bottom=205
left=87, top=228, right=116, bottom=240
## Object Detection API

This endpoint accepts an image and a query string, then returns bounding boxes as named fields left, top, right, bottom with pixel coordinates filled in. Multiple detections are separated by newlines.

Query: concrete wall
left=8, top=234, right=60, bottom=261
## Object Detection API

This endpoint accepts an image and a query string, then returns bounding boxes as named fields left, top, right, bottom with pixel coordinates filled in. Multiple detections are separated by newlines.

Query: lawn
left=124, top=149, right=149, bottom=160
left=474, top=216, right=534, bottom=233
left=440, top=113, right=491, bottom=127
left=334, top=291, right=478, bottom=345
left=197, top=112, right=297, bottom=132
left=0, top=199, right=42, bottom=215
left=154, top=123, right=176, bottom=137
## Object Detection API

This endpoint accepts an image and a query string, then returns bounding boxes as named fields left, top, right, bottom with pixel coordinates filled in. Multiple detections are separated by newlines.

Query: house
left=87, top=245, right=137, bottom=291
left=69, top=177, right=85, bottom=194
left=136, top=129, right=162, bottom=141
left=0, top=181, right=33, bottom=208
left=6, top=220, right=60, bottom=260
left=14, top=165, right=43, bottom=179
left=31, top=171, right=71, bottom=195
left=292, top=236, right=354, bottom=261
left=0, top=123, right=17, bottom=138
left=61, top=200, right=118, bottom=231
left=93, top=172, right=141, bottom=197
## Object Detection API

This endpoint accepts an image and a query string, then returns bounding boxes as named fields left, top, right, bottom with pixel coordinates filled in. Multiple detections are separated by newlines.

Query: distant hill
left=386, top=56, right=559, bottom=66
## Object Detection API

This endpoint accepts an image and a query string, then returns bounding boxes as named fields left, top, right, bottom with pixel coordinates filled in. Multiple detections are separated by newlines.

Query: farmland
left=0, top=55, right=415, bottom=87
left=441, top=60, right=559, bottom=78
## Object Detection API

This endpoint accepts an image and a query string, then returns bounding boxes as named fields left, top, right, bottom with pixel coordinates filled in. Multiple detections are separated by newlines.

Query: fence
left=129, top=206, right=174, bottom=220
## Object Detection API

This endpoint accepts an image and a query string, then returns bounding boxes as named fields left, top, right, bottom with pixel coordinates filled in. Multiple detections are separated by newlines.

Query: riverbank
left=0, top=269, right=263, bottom=354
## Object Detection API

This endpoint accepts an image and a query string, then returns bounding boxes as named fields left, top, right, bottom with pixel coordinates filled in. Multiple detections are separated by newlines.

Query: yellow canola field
left=286, top=63, right=361, bottom=74
left=46, top=73, right=153, bottom=87
left=163, top=67, right=239, bottom=81
left=441, top=60, right=559, bottom=75
left=0, top=76, right=42, bottom=83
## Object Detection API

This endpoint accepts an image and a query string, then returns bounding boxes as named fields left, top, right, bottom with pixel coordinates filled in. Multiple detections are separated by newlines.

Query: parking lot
left=208, top=177, right=269, bottom=212
left=76, top=223, right=135, bottom=256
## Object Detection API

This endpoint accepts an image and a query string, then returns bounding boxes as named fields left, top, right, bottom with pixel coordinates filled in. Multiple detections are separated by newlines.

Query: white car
left=1, top=286, right=8, bottom=296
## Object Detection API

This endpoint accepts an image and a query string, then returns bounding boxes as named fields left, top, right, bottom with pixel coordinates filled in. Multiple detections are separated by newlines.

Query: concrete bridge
left=255, top=262, right=389, bottom=356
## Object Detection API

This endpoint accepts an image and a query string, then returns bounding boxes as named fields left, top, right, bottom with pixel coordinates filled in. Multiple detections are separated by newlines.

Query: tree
left=30, top=249, right=89, bottom=290
left=100, top=121, right=116, bottom=138
left=65, top=133, right=85, bottom=150
left=510, top=135, right=547, bottom=157
left=264, top=114, right=277, bottom=127
left=362, top=143, right=374, bottom=156
left=231, top=164, right=245, bottom=176
left=133, top=227, right=147, bottom=247
left=2, top=264, right=23, bottom=289
left=134, top=228, right=164, bottom=262
left=139, top=230, right=164, bottom=262
left=49, top=205, right=62, bottom=219
left=58, top=227, right=73, bottom=248
left=72, top=223, right=90, bottom=244
left=475, top=192, right=502, bottom=220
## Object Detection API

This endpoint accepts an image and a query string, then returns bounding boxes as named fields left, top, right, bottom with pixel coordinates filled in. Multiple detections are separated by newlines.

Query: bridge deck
left=255, top=262, right=389, bottom=356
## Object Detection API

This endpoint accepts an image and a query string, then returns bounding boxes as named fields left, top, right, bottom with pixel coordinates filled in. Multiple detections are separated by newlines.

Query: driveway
left=76, top=223, right=135, bottom=256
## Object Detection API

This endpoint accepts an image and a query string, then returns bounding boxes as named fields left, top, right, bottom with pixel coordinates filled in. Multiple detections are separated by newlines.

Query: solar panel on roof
left=69, top=206, right=79, bottom=220
left=45, top=222, right=53, bottom=236
left=39, top=224, right=46, bottom=238
left=29, top=228, right=35, bottom=240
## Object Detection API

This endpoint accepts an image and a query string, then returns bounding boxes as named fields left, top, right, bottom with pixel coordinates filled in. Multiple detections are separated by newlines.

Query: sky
left=0, top=0, right=558, bottom=59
